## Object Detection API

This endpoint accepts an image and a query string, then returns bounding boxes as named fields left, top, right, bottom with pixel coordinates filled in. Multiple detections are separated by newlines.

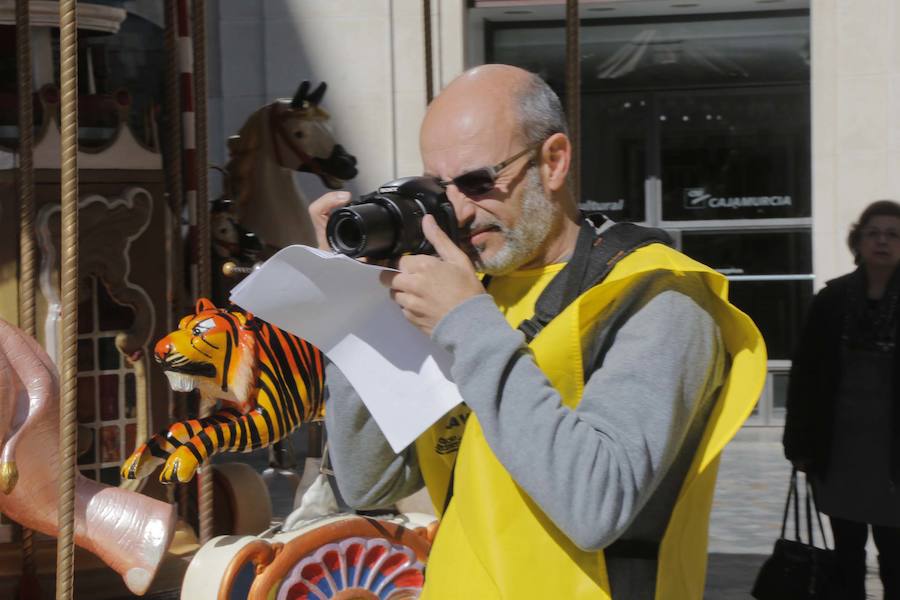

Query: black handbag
left=751, top=468, right=837, bottom=600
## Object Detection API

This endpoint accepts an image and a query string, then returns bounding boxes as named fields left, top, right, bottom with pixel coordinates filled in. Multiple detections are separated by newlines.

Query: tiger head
left=154, top=298, right=257, bottom=411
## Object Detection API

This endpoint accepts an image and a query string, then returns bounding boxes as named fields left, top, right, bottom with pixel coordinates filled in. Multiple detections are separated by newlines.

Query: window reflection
left=580, top=93, right=648, bottom=221
left=728, top=280, right=813, bottom=360
left=681, top=230, right=812, bottom=275
left=660, top=90, right=810, bottom=221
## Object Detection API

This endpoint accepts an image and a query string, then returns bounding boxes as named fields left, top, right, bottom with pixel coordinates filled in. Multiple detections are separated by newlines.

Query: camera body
left=326, top=176, right=460, bottom=260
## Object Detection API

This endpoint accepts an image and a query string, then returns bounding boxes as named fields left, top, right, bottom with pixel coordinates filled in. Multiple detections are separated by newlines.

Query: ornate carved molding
left=36, top=187, right=156, bottom=364
left=0, top=86, right=162, bottom=171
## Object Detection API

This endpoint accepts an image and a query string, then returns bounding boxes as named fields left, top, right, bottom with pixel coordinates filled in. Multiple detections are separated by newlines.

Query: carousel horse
left=210, top=195, right=263, bottom=304
left=226, top=80, right=358, bottom=251
left=211, top=197, right=262, bottom=265
left=121, top=298, right=326, bottom=484
left=0, top=319, right=176, bottom=595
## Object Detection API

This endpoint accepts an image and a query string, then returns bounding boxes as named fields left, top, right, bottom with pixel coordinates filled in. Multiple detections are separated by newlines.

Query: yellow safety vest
left=416, top=243, right=767, bottom=599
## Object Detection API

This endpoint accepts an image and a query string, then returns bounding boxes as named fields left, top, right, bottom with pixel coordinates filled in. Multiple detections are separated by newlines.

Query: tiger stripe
left=123, top=299, right=327, bottom=483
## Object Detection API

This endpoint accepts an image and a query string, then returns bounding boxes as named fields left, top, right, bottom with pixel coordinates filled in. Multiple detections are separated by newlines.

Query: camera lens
left=326, top=201, right=398, bottom=258
left=325, top=177, right=459, bottom=260
left=330, top=215, right=364, bottom=252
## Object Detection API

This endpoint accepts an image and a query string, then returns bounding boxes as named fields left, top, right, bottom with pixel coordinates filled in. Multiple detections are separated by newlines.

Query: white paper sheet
left=229, top=245, right=463, bottom=452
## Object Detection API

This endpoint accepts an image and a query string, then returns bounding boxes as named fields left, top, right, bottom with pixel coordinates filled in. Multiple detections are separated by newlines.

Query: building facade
left=207, top=0, right=899, bottom=429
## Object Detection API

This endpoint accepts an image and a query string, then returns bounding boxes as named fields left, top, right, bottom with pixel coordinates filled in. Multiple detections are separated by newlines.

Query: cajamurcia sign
left=684, top=187, right=793, bottom=210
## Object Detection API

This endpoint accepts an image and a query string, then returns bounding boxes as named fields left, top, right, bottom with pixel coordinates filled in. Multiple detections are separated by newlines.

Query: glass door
left=487, top=9, right=812, bottom=426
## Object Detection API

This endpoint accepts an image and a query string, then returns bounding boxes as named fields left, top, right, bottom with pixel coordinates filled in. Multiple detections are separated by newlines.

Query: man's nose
left=446, top=186, right=476, bottom=227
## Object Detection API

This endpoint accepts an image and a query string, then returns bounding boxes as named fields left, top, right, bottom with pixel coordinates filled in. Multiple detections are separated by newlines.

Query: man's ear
left=539, top=133, right=571, bottom=193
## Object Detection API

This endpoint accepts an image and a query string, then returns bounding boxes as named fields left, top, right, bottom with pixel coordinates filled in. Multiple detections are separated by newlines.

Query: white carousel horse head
left=226, top=81, right=358, bottom=250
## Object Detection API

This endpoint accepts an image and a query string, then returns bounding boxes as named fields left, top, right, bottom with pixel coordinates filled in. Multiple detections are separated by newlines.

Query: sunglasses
left=436, top=143, right=541, bottom=197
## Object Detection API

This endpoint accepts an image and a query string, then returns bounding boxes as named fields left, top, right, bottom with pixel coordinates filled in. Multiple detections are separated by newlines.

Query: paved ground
left=705, top=435, right=884, bottom=599
left=135, top=431, right=888, bottom=599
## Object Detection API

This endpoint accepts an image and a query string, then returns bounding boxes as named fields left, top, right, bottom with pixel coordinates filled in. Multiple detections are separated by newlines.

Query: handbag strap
left=804, top=476, right=831, bottom=550
left=805, top=478, right=814, bottom=544
left=780, top=468, right=802, bottom=541
left=779, top=468, right=831, bottom=548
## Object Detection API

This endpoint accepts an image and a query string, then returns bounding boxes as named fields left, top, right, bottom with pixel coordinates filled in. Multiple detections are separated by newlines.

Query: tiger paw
left=121, top=445, right=163, bottom=480
left=159, top=446, right=200, bottom=483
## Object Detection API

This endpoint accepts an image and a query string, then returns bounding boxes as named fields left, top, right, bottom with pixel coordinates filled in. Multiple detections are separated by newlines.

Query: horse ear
left=308, top=82, right=327, bottom=106
left=196, top=298, right=216, bottom=313
left=291, top=80, right=310, bottom=108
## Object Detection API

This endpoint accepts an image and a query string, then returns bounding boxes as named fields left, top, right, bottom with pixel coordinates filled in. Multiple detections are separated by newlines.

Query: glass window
left=728, top=279, right=813, bottom=360
left=487, top=11, right=812, bottom=426
left=580, top=93, right=648, bottom=221
left=660, top=89, right=810, bottom=220
left=681, top=230, right=812, bottom=275
left=77, top=276, right=138, bottom=485
left=772, top=371, right=789, bottom=420
left=489, top=15, right=810, bottom=92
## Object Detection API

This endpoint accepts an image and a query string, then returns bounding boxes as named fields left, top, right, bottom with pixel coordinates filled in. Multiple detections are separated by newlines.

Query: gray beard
left=470, top=165, right=556, bottom=275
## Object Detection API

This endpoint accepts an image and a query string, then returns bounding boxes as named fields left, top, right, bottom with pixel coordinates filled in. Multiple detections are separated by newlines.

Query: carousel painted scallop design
left=278, top=537, right=425, bottom=600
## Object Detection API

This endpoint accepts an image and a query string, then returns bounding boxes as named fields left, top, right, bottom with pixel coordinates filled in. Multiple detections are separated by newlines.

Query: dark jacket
left=782, top=268, right=900, bottom=484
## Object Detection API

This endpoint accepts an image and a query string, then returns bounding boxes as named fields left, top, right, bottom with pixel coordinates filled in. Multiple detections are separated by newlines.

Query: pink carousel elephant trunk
left=0, top=319, right=176, bottom=595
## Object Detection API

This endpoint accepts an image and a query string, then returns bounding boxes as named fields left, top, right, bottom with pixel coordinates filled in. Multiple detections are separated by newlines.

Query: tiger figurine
left=121, top=298, right=325, bottom=483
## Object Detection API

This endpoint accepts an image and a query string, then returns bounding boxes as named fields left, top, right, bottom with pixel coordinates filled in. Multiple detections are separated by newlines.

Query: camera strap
left=439, top=216, right=671, bottom=525
left=516, top=212, right=673, bottom=344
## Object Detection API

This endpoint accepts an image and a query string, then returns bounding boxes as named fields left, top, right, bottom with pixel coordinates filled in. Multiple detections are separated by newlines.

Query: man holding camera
left=309, top=65, right=766, bottom=599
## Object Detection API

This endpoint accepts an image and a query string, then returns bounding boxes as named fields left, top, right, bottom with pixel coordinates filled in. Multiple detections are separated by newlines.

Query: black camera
left=325, top=176, right=460, bottom=260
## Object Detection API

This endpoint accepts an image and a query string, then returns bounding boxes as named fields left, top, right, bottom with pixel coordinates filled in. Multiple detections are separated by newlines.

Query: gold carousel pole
left=14, top=0, right=39, bottom=595
left=191, top=0, right=214, bottom=545
left=565, top=0, right=580, bottom=201
left=55, top=0, right=79, bottom=598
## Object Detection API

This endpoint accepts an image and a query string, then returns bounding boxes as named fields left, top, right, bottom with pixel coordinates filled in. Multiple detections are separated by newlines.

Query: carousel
left=0, top=1, right=584, bottom=599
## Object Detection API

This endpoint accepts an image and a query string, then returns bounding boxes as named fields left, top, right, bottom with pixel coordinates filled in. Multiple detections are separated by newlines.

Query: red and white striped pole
left=176, top=0, right=198, bottom=296
left=175, top=0, right=214, bottom=544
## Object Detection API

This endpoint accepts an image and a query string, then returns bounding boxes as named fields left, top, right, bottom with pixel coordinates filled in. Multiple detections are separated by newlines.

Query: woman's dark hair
left=847, top=199, right=900, bottom=263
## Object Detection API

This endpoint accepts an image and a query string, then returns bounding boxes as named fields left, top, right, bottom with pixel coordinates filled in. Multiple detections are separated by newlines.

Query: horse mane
left=226, top=107, right=265, bottom=213
left=225, top=103, right=332, bottom=214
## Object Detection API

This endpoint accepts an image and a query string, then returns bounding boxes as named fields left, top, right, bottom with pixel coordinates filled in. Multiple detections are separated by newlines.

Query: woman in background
left=784, top=199, right=900, bottom=600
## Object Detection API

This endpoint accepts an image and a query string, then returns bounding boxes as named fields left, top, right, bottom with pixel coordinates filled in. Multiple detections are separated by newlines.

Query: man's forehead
left=421, top=107, right=519, bottom=172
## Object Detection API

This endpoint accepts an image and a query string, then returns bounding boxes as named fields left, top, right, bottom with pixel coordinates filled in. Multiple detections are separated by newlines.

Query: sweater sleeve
left=323, top=359, right=424, bottom=509
left=431, top=273, right=726, bottom=551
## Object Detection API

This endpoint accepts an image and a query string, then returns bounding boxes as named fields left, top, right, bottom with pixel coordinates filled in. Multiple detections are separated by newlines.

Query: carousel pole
left=163, top=0, right=185, bottom=513
left=176, top=0, right=214, bottom=543
left=176, top=0, right=198, bottom=294
left=14, top=0, right=39, bottom=597
left=565, top=0, right=580, bottom=201
left=192, top=0, right=210, bottom=299
left=16, top=0, right=35, bottom=334
left=56, top=0, right=79, bottom=598
left=423, top=0, right=433, bottom=104
left=191, top=0, right=214, bottom=545
left=174, top=0, right=200, bottom=528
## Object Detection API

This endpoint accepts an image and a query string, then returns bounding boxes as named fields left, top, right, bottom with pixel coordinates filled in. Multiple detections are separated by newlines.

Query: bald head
left=421, top=65, right=529, bottom=159
left=421, top=65, right=569, bottom=166
left=417, top=65, right=578, bottom=273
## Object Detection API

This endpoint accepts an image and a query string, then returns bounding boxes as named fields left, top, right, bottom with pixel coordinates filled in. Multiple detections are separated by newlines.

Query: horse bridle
left=268, top=102, right=328, bottom=179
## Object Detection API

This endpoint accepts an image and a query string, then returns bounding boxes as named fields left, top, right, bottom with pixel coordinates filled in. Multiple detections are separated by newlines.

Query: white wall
left=811, top=0, right=900, bottom=286
left=209, top=0, right=465, bottom=204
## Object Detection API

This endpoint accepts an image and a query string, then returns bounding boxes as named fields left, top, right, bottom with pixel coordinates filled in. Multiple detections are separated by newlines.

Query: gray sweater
left=325, top=270, right=727, bottom=595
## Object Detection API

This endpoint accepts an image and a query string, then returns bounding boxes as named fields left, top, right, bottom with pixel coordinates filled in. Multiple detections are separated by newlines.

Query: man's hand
left=383, top=215, right=484, bottom=336
left=308, top=191, right=351, bottom=251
